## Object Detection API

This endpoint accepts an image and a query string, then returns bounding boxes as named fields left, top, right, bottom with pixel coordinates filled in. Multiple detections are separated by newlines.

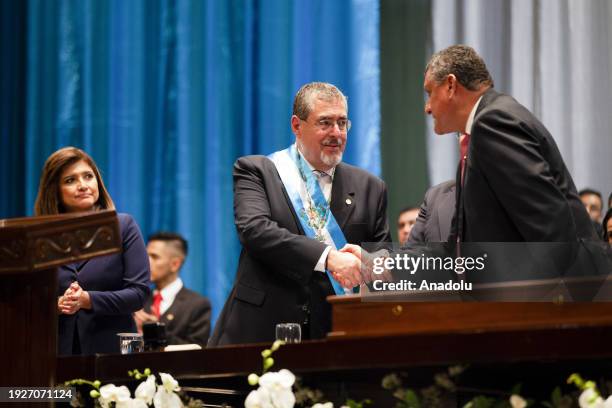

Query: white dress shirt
left=158, top=277, right=183, bottom=316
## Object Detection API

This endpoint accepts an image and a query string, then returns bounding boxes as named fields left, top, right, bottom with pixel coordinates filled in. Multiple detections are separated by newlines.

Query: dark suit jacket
left=57, top=213, right=151, bottom=355
left=409, top=180, right=456, bottom=243
left=209, top=155, right=391, bottom=346
left=453, top=88, right=597, bottom=243
left=144, top=286, right=211, bottom=346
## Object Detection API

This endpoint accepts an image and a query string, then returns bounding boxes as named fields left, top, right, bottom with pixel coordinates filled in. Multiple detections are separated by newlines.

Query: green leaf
left=403, top=389, right=420, bottom=408
left=551, top=386, right=562, bottom=405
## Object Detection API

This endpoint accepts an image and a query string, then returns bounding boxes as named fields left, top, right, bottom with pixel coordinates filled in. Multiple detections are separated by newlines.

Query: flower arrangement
left=63, top=345, right=610, bottom=408
left=244, top=340, right=370, bottom=408
left=65, top=369, right=185, bottom=408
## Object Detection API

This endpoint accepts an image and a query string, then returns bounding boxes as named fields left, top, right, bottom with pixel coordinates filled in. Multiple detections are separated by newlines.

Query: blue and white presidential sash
left=268, top=144, right=351, bottom=295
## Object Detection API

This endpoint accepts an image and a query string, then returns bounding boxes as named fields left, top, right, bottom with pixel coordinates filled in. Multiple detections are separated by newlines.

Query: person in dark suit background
left=34, top=146, right=150, bottom=355
left=408, top=180, right=455, bottom=244
left=134, top=232, right=211, bottom=346
left=423, top=45, right=597, bottom=243
left=209, top=82, right=391, bottom=346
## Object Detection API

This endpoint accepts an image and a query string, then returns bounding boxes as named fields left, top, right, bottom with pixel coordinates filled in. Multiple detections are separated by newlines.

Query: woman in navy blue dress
left=34, top=147, right=151, bottom=355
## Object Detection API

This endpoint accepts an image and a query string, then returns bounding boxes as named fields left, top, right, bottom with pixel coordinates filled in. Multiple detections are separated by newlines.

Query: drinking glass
left=275, top=323, right=301, bottom=343
left=117, top=333, right=144, bottom=354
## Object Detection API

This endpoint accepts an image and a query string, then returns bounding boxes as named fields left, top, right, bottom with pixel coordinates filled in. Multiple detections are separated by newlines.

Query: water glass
left=275, top=323, right=301, bottom=343
left=118, top=333, right=144, bottom=354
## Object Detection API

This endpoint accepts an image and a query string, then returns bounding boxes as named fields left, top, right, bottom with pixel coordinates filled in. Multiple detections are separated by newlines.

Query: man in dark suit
left=424, top=45, right=597, bottom=243
left=408, top=180, right=455, bottom=244
left=134, top=232, right=211, bottom=346
left=209, top=82, right=391, bottom=346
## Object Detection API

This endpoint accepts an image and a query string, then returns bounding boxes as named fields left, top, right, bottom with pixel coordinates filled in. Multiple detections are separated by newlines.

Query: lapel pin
left=167, top=314, right=174, bottom=321
left=345, top=198, right=352, bottom=205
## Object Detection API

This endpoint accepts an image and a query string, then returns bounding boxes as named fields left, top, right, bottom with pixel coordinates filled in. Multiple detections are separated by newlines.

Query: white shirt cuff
left=315, top=246, right=333, bottom=272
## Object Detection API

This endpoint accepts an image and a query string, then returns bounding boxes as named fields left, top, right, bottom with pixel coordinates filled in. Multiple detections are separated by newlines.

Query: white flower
left=98, top=384, right=131, bottom=408
left=258, top=369, right=295, bottom=390
left=135, top=375, right=156, bottom=405
left=604, top=396, right=612, bottom=408
left=510, top=394, right=527, bottom=408
left=579, top=388, right=604, bottom=408
left=245, top=387, right=273, bottom=408
left=257, top=369, right=295, bottom=408
left=117, top=398, right=149, bottom=408
left=159, top=373, right=181, bottom=393
left=312, top=403, right=334, bottom=408
left=153, top=386, right=183, bottom=408
left=152, top=373, right=183, bottom=408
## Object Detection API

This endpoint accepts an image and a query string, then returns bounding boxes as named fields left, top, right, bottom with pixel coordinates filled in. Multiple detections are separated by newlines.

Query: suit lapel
left=330, top=164, right=355, bottom=230
left=267, top=158, right=306, bottom=235
left=161, top=287, right=184, bottom=323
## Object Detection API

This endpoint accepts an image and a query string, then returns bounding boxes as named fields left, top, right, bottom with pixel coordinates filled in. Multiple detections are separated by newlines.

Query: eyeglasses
left=303, top=118, right=352, bottom=132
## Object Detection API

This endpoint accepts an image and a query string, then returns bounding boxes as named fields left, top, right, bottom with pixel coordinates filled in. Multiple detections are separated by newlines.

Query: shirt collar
left=295, top=144, right=336, bottom=179
left=159, top=277, right=183, bottom=301
left=465, top=95, right=484, bottom=135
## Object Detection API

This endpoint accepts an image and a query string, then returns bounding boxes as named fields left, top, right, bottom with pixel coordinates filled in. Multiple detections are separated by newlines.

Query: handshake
left=326, top=244, right=390, bottom=289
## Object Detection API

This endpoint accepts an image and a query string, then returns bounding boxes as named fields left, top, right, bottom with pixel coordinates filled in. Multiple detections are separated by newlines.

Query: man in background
left=397, top=206, right=419, bottom=245
left=134, top=232, right=211, bottom=346
left=579, top=188, right=604, bottom=223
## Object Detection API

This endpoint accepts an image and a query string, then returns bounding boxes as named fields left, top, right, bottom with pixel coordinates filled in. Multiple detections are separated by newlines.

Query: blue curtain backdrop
left=0, top=0, right=380, bottom=325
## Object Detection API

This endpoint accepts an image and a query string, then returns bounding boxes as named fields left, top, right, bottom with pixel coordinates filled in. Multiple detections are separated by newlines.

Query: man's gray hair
left=425, top=45, right=494, bottom=91
left=292, top=82, right=348, bottom=120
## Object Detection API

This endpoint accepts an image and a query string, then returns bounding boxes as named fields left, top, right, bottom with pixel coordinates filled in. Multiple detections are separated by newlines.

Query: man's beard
left=297, top=137, right=344, bottom=168
left=319, top=136, right=344, bottom=167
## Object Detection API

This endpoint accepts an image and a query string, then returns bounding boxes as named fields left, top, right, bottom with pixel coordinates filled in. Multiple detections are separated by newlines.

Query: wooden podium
left=329, top=276, right=612, bottom=338
left=0, top=211, right=121, bottom=386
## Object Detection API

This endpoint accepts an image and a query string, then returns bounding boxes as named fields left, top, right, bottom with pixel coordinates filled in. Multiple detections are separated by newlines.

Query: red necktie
left=460, top=133, right=470, bottom=185
left=152, top=291, right=163, bottom=318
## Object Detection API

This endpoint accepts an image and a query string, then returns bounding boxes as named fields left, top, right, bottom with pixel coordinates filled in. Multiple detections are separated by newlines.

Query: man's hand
left=340, top=243, right=362, bottom=260
left=326, top=249, right=362, bottom=288
left=340, top=245, right=393, bottom=284
left=133, top=309, right=158, bottom=334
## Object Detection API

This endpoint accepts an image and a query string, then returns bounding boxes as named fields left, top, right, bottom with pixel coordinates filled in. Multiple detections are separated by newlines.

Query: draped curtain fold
left=0, top=0, right=380, bottom=325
